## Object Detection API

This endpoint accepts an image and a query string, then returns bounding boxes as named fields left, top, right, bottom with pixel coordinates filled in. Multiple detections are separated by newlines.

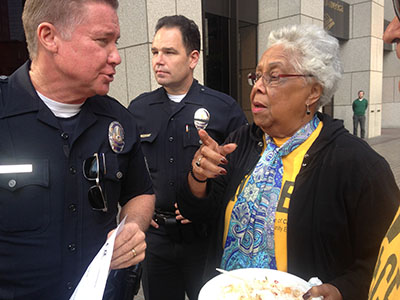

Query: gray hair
left=22, top=0, right=119, bottom=60
left=267, top=24, right=342, bottom=107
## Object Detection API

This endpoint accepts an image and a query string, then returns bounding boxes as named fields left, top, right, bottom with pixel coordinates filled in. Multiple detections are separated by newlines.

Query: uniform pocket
left=0, top=159, right=50, bottom=233
left=183, top=124, right=201, bottom=148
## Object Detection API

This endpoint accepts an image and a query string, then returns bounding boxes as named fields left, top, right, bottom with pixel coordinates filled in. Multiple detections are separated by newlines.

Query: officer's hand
left=174, top=203, right=192, bottom=224
left=108, top=222, right=146, bottom=270
left=192, top=129, right=237, bottom=181
left=303, top=283, right=343, bottom=300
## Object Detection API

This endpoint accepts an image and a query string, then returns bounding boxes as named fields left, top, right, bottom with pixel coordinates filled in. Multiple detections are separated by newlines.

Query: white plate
left=198, top=268, right=313, bottom=300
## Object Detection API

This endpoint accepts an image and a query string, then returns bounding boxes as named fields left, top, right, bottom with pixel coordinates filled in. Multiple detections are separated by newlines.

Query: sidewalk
left=133, top=127, right=400, bottom=300
left=367, top=128, right=400, bottom=187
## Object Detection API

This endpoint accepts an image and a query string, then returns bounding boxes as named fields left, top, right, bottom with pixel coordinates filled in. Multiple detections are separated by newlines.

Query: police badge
left=108, top=121, right=125, bottom=153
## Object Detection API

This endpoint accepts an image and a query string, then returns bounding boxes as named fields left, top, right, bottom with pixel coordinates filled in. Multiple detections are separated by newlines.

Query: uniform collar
left=2, top=61, right=42, bottom=118
left=148, top=79, right=200, bottom=105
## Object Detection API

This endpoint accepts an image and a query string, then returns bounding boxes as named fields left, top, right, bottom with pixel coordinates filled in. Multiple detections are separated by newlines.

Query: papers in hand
left=69, top=217, right=126, bottom=300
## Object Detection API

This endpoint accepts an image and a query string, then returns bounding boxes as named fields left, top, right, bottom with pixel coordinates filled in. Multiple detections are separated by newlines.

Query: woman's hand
left=192, top=129, right=237, bottom=180
left=188, top=129, right=237, bottom=198
left=303, top=283, right=343, bottom=300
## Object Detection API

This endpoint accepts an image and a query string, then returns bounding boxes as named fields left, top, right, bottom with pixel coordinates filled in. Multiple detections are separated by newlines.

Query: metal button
left=169, top=136, right=174, bottom=142
left=258, top=142, right=263, bottom=147
left=68, top=243, right=76, bottom=252
left=66, top=282, right=73, bottom=290
left=69, top=167, right=76, bottom=174
left=69, top=204, right=77, bottom=212
left=8, top=179, right=16, bottom=188
left=169, top=181, right=174, bottom=186
left=116, top=171, right=123, bottom=179
left=61, top=132, right=69, bottom=140
left=169, top=157, right=174, bottom=163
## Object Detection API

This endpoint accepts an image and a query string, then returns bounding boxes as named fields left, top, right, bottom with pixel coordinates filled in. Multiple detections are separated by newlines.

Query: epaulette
left=197, top=83, right=233, bottom=105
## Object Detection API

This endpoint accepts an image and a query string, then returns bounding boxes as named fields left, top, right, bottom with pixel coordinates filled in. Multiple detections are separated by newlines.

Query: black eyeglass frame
left=393, top=0, right=400, bottom=20
left=248, top=72, right=314, bottom=87
left=83, top=153, right=108, bottom=212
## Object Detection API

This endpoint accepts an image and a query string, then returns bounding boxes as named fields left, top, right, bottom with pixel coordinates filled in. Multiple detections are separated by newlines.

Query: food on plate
left=219, top=276, right=304, bottom=300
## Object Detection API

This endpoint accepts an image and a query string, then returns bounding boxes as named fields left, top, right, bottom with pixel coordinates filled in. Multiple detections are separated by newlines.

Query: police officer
left=128, top=15, right=247, bottom=300
left=0, top=0, right=155, bottom=299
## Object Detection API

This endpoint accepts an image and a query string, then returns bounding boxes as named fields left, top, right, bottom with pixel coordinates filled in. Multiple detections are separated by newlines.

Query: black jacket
left=177, top=113, right=399, bottom=300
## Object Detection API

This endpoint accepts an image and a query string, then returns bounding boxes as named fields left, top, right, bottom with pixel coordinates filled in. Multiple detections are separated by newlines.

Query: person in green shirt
left=352, top=90, right=368, bottom=138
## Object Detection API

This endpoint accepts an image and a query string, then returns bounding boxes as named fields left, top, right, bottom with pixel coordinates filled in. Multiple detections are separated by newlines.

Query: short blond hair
left=22, top=0, right=119, bottom=60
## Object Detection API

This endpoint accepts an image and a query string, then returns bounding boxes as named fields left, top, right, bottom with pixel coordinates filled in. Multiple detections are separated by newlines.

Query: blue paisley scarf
left=221, top=115, right=320, bottom=270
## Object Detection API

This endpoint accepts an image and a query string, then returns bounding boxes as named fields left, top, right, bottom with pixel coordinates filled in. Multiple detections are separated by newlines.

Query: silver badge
left=108, top=121, right=125, bottom=153
left=194, top=108, right=210, bottom=130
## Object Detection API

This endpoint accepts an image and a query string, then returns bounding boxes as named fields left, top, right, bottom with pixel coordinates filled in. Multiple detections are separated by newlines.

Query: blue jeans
left=353, top=115, right=366, bottom=138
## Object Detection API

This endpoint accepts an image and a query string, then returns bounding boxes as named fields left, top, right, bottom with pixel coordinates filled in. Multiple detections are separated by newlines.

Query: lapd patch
left=108, top=121, right=125, bottom=153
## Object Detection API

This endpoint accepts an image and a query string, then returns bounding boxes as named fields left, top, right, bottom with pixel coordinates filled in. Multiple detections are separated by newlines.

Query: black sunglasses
left=83, top=153, right=108, bottom=212
left=394, top=0, right=400, bottom=20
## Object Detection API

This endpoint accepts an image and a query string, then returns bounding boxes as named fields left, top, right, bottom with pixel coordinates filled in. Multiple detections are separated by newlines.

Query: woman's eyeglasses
left=83, top=153, right=108, bottom=212
left=248, top=72, right=313, bottom=88
left=394, top=0, right=400, bottom=20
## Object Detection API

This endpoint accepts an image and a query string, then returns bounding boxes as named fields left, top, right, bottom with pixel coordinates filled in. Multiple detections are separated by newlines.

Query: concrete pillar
left=258, top=0, right=324, bottom=59
left=334, top=0, right=384, bottom=138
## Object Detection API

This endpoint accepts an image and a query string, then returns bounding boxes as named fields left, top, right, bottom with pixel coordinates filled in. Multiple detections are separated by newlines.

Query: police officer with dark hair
left=0, top=0, right=155, bottom=299
left=128, top=15, right=247, bottom=300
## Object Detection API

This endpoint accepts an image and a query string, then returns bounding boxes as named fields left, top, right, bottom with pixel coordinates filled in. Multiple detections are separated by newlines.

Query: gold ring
left=195, top=156, right=203, bottom=167
left=131, top=248, right=137, bottom=257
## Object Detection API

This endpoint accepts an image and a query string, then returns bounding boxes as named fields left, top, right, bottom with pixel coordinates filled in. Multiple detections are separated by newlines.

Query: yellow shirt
left=274, top=122, right=322, bottom=271
left=369, top=206, right=400, bottom=300
left=223, top=122, right=323, bottom=271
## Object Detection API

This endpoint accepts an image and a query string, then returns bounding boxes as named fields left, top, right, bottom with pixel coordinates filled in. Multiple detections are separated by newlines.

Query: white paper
left=69, top=217, right=127, bottom=300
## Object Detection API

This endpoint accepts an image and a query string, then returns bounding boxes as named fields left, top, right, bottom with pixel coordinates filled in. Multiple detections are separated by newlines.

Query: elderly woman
left=176, top=24, right=399, bottom=300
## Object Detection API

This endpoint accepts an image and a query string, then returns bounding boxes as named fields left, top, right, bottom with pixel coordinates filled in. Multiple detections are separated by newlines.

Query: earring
left=306, top=104, right=311, bottom=115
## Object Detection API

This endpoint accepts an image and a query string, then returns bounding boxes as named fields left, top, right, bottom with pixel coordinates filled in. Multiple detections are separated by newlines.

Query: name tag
left=140, top=133, right=151, bottom=138
left=0, top=164, right=33, bottom=174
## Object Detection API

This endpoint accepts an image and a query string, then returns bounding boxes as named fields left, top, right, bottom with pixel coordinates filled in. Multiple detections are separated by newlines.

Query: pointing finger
left=198, top=129, right=218, bottom=150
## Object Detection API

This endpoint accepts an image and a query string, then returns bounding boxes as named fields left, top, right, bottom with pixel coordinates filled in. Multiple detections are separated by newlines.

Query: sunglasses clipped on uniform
left=394, top=0, right=400, bottom=20
left=83, top=153, right=108, bottom=212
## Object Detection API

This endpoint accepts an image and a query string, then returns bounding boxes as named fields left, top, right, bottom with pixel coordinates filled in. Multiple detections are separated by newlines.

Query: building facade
left=1, top=0, right=399, bottom=137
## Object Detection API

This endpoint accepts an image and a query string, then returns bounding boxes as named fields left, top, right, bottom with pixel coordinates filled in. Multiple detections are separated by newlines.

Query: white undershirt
left=37, top=91, right=82, bottom=118
left=167, top=93, right=186, bottom=103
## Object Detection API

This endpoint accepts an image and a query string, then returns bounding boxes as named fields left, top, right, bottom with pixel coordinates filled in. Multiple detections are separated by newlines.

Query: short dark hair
left=155, top=15, right=200, bottom=54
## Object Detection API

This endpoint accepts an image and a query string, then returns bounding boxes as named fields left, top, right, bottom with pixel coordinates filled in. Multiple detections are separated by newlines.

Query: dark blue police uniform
left=0, top=61, right=153, bottom=300
left=128, top=79, right=247, bottom=300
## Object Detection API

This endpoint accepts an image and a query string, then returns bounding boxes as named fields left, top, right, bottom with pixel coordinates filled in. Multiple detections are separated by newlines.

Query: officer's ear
left=189, top=50, right=199, bottom=70
left=36, top=22, right=59, bottom=54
